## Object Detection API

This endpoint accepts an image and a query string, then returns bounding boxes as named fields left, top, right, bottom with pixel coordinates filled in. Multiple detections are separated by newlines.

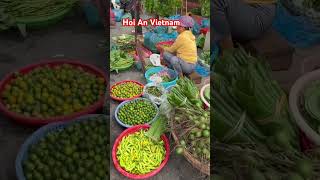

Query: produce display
left=0, top=0, right=77, bottom=31
left=117, top=99, right=157, bottom=126
left=168, top=78, right=203, bottom=109
left=142, top=0, right=182, bottom=17
left=116, top=129, right=166, bottom=175
left=174, top=108, right=210, bottom=161
left=212, top=47, right=320, bottom=179
left=146, top=86, right=162, bottom=97
left=214, top=47, right=298, bottom=150
left=22, top=116, right=109, bottom=180
left=111, top=81, right=143, bottom=99
left=168, top=78, right=210, bottom=173
left=213, top=142, right=320, bottom=179
left=199, top=0, right=210, bottom=17
left=1, top=64, right=105, bottom=118
left=111, top=50, right=134, bottom=73
left=200, top=51, right=210, bottom=67
left=112, top=34, right=135, bottom=52
left=150, top=70, right=174, bottom=83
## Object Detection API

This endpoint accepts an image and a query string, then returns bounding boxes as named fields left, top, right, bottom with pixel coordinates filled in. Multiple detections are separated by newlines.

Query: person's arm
left=164, top=36, right=183, bottom=53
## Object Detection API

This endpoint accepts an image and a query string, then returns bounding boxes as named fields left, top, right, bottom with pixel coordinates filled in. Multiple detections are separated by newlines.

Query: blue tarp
left=273, top=3, right=320, bottom=48
left=201, top=19, right=210, bottom=28
left=144, top=32, right=178, bottom=52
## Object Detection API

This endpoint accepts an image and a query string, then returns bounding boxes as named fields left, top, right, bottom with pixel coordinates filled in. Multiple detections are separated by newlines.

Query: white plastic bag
left=143, top=82, right=167, bottom=105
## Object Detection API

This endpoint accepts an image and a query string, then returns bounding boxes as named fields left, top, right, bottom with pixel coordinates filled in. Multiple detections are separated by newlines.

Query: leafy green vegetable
left=145, top=116, right=167, bottom=142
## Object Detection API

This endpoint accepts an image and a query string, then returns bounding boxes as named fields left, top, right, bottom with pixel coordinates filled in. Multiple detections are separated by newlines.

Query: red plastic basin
left=110, top=80, right=144, bottom=102
left=0, top=60, right=107, bottom=126
left=112, top=125, right=170, bottom=179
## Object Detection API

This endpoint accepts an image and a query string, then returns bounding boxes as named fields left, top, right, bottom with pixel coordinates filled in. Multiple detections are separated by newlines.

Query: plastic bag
left=192, top=21, right=201, bottom=35
left=143, top=83, right=167, bottom=105
left=113, top=9, right=124, bottom=22
left=201, top=19, right=209, bottom=28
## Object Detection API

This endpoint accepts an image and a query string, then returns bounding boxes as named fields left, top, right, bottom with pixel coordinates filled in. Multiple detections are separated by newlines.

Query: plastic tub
left=110, top=80, right=144, bottom=102
left=200, top=84, right=210, bottom=108
left=289, top=69, right=320, bottom=146
left=114, top=98, right=159, bottom=128
left=145, top=67, right=178, bottom=88
left=0, top=60, right=107, bottom=126
left=16, top=114, right=108, bottom=180
left=112, top=124, right=170, bottom=179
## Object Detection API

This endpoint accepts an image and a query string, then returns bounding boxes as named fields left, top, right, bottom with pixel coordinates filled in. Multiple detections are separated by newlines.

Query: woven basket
left=170, top=117, right=210, bottom=175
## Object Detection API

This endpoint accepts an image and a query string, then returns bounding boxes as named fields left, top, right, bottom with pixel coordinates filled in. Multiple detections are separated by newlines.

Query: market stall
left=110, top=0, right=210, bottom=179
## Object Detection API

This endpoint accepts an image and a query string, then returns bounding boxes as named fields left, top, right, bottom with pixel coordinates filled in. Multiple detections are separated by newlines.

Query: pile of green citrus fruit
left=22, top=115, right=109, bottom=180
left=1, top=64, right=106, bottom=118
left=117, top=99, right=157, bottom=126
left=111, top=81, right=143, bottom=99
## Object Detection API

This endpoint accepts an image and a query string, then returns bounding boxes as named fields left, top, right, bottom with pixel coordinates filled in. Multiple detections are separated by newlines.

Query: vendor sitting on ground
left=213, top=0, right=277, bottom=52
left=163, top=16, right=197, bottom=78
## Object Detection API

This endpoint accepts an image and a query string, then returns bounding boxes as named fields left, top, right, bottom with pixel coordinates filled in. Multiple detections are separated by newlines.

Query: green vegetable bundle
left=212, top=73, right=266, bottom=143
left=142, top=0, right=182, bottom=17
left=167, top=77, right=203, bottom=109
left=110, top=50, right=134, bottom=73
left=0, top=0, right=77, bottom=31
left=199, top=0, right=210, bottom=17
left=213, top=141, right=320, bottom=180
left=214, top=47, right=299, bottom=150
left=112, top=34, right=135, bottom=52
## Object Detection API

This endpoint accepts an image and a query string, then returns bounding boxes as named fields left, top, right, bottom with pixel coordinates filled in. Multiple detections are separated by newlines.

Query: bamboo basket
left=170, top=116, right=210, bottom=175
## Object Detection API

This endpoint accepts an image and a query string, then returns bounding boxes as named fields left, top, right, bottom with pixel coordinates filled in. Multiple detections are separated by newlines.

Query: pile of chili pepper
left=116, top=130, right=166, bottom=175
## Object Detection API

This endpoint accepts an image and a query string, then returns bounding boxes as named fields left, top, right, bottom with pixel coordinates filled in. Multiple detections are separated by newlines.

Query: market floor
left=0, top=12, right=106, bottom=180
left=110, top=23, right=209, bottom=180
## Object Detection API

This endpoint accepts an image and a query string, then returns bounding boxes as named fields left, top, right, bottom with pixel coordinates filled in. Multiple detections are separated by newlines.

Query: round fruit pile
left=116, top=130, right=165, bottom=175
left=111, top=81, right=143, bottom=99
left=117, top=99, right=157, bottom=126
left=22, top=115, right=109, bottom=180
left=1, top=64, right=105, bottom=118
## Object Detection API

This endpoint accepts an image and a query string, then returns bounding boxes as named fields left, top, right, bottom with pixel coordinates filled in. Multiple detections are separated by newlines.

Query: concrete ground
left=0, top=11, right=106, bottom=180
left=110, top=23, right=209, bottom=180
